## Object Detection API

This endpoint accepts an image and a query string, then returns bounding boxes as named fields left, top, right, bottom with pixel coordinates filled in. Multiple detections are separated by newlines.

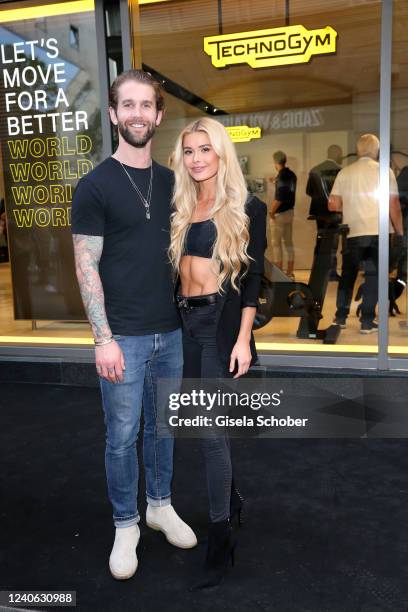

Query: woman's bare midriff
left=180, top=255, right=219, bottom=296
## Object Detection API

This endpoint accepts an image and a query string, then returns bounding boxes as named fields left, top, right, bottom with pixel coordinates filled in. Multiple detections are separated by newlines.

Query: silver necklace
left=119, top=161, right=153, bottom=220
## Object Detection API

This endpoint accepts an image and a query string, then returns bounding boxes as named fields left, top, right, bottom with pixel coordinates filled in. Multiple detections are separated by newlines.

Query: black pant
left=397, top=211, right=408, bottom=282
left=179, top=300, right=232, bottom=523
left=335, top=235, right=379, bottom=325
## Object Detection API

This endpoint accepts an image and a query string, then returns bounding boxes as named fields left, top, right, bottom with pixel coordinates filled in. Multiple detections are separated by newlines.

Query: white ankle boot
left=146, top=504, right=197, bottom=549
left=109, top=524, right=140, bottom=580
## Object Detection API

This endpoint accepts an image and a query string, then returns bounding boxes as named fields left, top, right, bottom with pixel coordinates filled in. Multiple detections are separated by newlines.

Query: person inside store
left=396, top=162, right=408, bottom=282
left=169, top=117, right=267, bottom=588
left=329, top=133, right=403, bottom=334
left=306, top=144, right=343, bottom=281
left=269, top=150, right=297, bottom=279
left=71, top=69, right=197, bottom=582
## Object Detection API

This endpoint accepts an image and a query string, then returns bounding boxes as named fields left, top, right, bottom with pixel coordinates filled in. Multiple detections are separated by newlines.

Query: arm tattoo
left=72, top=234, right=111, bottom=341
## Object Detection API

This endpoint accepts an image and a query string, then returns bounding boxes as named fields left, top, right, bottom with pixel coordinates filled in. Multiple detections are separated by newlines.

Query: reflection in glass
left=139, top=0, right=382, bottom=353
left=0, top=0, right=101, bottom=341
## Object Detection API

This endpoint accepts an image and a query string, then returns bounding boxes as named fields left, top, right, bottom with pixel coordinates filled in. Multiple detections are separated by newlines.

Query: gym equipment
left=254, top=217, right=349, bottom=344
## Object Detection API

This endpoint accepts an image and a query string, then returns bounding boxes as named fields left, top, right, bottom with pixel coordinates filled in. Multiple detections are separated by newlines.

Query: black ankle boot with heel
left=191, top=519, right=236, bottom=590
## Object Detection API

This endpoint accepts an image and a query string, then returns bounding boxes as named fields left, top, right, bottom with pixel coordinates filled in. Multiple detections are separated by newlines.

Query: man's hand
left=328, top=194, right=342, bottom=212
left=95, top=340, right=126, bottom=383
left=269, top=199, right=280, bottom=219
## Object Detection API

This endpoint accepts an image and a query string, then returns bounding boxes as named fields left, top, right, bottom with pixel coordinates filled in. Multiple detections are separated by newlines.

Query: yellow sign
left=204, top=24, right=337, bottom=69
left=0, top=0, right=94, bottom=23
left=226, top=126, right=262, bottom=143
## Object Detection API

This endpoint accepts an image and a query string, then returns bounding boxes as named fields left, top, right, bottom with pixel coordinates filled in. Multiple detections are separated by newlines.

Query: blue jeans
left=100, top=328, right=183, bottom=528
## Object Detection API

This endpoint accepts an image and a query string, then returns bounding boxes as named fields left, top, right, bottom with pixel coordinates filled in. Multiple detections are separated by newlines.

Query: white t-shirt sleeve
left=389, top=169, right=398, bottom=195
left=330, top=169, right=344, bottom=197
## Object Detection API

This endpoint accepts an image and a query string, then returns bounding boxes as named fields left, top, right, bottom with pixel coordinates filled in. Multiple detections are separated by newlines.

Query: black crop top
left=184, top=219, right=217, bottom=258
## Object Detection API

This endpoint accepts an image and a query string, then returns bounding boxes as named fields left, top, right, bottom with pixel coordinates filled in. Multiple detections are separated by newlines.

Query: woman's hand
left=229, top=338, right=252, bottom=379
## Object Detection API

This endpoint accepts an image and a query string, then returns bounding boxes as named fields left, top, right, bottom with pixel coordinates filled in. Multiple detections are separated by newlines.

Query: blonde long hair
left=169, top=117, right=250, bottom=292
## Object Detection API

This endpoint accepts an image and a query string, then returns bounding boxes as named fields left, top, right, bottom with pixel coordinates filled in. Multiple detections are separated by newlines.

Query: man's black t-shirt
left=306, top=159, right=341, bottom=217
left=275, top=167, right=297, bottom=214
left=71, top=157, right=180, bottom=335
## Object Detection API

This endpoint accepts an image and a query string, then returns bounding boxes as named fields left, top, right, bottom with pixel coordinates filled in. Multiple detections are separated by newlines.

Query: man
left=306, top=145, right=343, bottom=281
left=269, top=150, right=297, bottom=278
left=71, top=69, right=196, bottom=581
left=329, top=133, right=403, bottom=334
left=396, top=164, right=408, bottom=281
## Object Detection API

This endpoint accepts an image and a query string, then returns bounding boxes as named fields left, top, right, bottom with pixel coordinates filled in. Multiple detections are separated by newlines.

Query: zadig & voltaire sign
left=204, top=24, right=337, bottom=69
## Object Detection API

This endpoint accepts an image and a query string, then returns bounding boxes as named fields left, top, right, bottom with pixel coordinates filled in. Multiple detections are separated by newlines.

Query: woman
left=169, top=117, right=266, bottom=588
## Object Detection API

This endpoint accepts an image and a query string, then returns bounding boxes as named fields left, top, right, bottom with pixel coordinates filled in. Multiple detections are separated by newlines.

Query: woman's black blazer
left=215, top=195, right=267, bottom=366
left=176, top=195, right=267, bottom=367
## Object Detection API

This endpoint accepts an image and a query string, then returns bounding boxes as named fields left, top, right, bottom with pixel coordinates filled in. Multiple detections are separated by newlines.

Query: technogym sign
left=204, top=24, right=337, bottom=69
left=226, top=126, right=261, bottom=143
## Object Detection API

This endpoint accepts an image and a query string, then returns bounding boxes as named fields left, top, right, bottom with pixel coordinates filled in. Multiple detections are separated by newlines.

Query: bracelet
left=94, top=336, right=113, bottom=346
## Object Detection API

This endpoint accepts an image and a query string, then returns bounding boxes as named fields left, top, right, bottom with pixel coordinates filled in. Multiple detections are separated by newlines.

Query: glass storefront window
left=0, top=0, right=405, bottom=369
left=138, top=0, right=382, bottom=356
left=0, top=0, right=101, bottom=346
left=389, top=0, right=408, bottom=357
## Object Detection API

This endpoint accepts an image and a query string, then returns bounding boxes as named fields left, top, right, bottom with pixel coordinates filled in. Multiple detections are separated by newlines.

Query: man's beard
left=118, top=120, right=156, bottom=148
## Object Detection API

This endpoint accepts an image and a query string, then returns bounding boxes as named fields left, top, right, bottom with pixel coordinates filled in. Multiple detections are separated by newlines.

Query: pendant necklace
left=119, top=161, right=153, bottom=220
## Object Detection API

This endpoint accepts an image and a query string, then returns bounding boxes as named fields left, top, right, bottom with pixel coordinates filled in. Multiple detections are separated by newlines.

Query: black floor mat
left=1, top=383, right=408, bottom=612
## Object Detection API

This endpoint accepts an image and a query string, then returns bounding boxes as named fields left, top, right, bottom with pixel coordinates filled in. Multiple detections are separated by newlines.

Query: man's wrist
left=94, top=335, right=113, bottom=346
